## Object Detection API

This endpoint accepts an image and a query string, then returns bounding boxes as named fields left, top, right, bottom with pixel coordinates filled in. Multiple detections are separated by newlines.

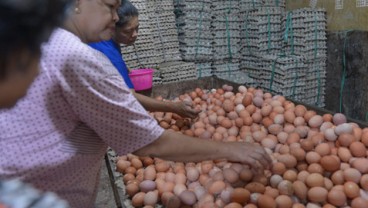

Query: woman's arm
left=132, top=91, right=200, bottom=119
left=133, top=130, right=272, bottom=171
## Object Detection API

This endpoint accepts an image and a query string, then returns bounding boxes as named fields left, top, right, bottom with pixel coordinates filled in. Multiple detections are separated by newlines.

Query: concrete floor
left=95, top=160, right=118, bottom=208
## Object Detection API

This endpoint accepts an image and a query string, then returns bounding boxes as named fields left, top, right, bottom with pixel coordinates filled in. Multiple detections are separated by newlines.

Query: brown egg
left=300, top=139, right=314, bottom=151
left=283, top=169, right=298, bottom=182
left=123, top=173, right=135, bottom=184
left=308, top=115, right=324, bottom=128
left=290, top=148, right=306, bottom=161
left=242, top=94, right=253, bottom=107
left=338, top=133, right=355, bottom=147
left=305, top=152, right=321, bottom=164
left=264, top=187, right=279, bottom=198
left=126, top=183, right=139, bottom=197
left=155, top=161, right=170, bottom=172
left=307, top=163, right=324, bottom=174
left=308, top=187, right=328, bottom=203
left=245, top=182, right=266, bottom=194
left=344, top=181, right=360, bottom=198
left=257, top=194, right=276, bottom=208
left=315, top=143, right=331, bottom=156
left=132, top=192, right=145, bottom=207
left=306, top=173, right=325, bottom=188
left=239, top=168, right=253, bottom=182
left=349, top=141, right=367, bottom=157
left=272, top=162, right=287, bottom=175
left=327, top=189, right=346, bottom=206
left=144, top=190, right=158, bottom=206
left=277, top=154, right=297, bottom=168
left=230, top=188, right=250, bottom=205
left=275, top=195, right=292, bottom=208
left=294, top=105, right=307, bottom=117
left=293, top=181, right=308, bottom=201
left=116, top=160, right=132, bottom=174
left=343, top=168, right=362, bottom=183
left=320, top=155, right=340, bottom=172
left=223, top=203, right=242, bottom=208
left=223, top=168, right=239, bottom=184
left=208, top=180, right=226, bottom=195
left=337, top=147, right=352, bottom=163
left=351, top=197, right=368, bottom=208
left=284, top=110, right=296, bottom=124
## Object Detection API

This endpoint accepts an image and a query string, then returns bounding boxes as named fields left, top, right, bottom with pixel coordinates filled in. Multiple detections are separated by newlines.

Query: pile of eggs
left=116, top=84, right=368, bottom=208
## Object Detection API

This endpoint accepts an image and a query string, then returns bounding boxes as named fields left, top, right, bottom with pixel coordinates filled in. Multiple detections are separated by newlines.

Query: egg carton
left=196, top=62, right=213, bottom=78
left=212, top=60, right=240, bottom=73
left=147, top=0, right=175, bottom=11
left=213, top=30, right=241, bottom=39
left=176, top=12, right=213, bottom=20
left=177, top=21, right=212, bottom=31
left=219, top=70, right=258, bottom=85
left=152, top=77, right=163, bottom=86
left=174, top=4, right=212, bottom=12
left=239, top=1, right=262, bottom=12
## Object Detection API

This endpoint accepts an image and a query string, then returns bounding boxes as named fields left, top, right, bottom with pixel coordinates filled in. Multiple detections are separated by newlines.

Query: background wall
left=286, top=0, right=368, bottom=31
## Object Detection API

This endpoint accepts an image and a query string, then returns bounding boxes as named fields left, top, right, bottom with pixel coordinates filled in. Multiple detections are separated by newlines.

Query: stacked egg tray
left=239, top=0, right=262, bottom=12
left=196, top=62, right=213, bottom=78
left=302, top=57, right=327, bottom=108
left=148, top=0, right=182, bottom=63
left=282, top=8, right=327, bottom=58
left=211, top=0, right=241, bottom=61
left=239, top=7, right=284, bottom=57
left=255, top=55, right=307, bottom=100
left=174, top=0, right=213, bottom=62
left=158, top=61, right=197, bottom=84
left=211, top=59, right=240, bottom=78
left=215, top=70, right=257, bottom=86
left=152, top=70, right=163, bottom=86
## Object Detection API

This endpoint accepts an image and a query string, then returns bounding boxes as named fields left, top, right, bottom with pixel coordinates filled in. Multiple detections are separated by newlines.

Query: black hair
left=0, top=0, right=72, bottom=79
left=116, top=0, right=139, bottom=28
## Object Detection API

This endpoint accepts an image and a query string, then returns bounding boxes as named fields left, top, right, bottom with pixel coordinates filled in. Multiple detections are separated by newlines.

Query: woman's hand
left=172, top=101, right=201, bottom=119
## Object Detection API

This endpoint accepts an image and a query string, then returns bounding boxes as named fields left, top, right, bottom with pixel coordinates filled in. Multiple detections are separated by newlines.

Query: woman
left=0, top=0, right=72, bottom=207
left=0, top=0, right=271, bottom=207
left=0, top=0, right=70, bottom=108
left=89, top=1, right=200, bottom=119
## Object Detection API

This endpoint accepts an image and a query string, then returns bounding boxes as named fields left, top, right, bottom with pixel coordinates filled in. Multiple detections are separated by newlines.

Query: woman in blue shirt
left=90, top=0, right=200, bottom=119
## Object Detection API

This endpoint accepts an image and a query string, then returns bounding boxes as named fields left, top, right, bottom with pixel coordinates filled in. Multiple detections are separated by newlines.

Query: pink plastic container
left=128, top=68, right=154, bottom=91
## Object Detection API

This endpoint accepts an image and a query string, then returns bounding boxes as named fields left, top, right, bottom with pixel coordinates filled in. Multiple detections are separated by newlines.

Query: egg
left=344, top=181, right=360, bottom=198
left=208, top=180, right=226, bottom=195
left=327, top=189, right=346, bottom=206
left=257, top=194, right=276, bottom=208
left=307, top=187, right=328, bottom=203
left=223, top=168, right=239, bottom=184
left=131, top=192, right=145, bottom=207
left=351, top=197, right=368, bottom=208
left=179, top=190, right=197, bottom=206
left=293, top=181, right=308, bottom=201
left=275, top=195, right=293, bottom=208
left=306, top=173, right=324, bottom=187
left=349, top=141, right=366, bottom=157
left=343, top=168, right=362, bottom=183
left=230, top=188, right=250, bottom=205
left=143, top=190, right=158, bottom=206
left=320, top=155, right=340, bottom=172
left=277, top=180, right=293, bottom=196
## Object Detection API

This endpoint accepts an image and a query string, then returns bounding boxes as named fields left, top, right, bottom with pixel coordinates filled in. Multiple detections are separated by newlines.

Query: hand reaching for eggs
left=172, top=101, right=201, bottom=119
left=225, top=142, right=272, bottom=172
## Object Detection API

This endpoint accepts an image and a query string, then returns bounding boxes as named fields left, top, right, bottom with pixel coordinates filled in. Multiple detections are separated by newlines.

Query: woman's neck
left=63, top=17, right=86, bottom=42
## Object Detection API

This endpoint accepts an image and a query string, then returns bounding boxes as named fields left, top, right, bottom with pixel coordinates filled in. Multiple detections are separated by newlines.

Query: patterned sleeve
left=56, top=44, right=164, bottom=155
